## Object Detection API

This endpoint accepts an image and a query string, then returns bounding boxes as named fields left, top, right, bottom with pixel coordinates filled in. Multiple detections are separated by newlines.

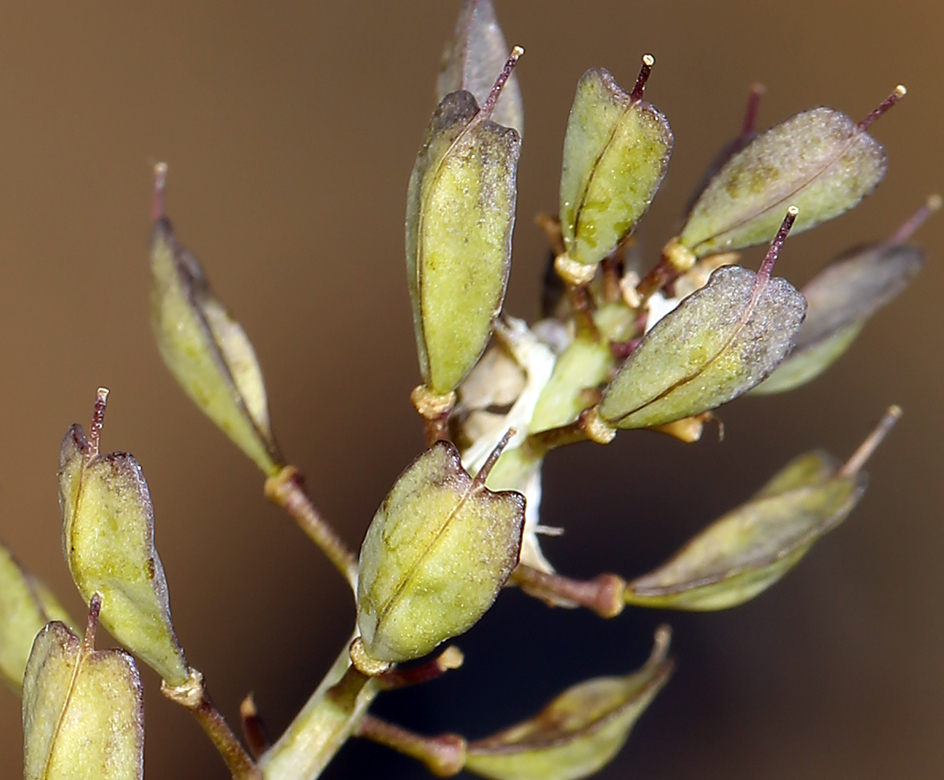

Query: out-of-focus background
left=0, top=2, right=940, bottom=778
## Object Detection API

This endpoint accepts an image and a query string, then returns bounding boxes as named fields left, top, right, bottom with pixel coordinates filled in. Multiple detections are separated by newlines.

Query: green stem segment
left=264, top=466, right=359, bottom=591
left=258, top=645, right=380, bottom=780
left=162, top=669, right=261, bottom=780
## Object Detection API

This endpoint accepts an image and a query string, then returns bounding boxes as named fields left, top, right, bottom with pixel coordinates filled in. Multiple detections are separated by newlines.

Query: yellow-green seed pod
left=356, top=438, right=524, bottom=666
left=599, top=259, right=806, bottom=430
left=0, top=544, right=75, bottom=694
left=23, top=600, right=144, bottom=780
left=559, top=61, right=673, bottom=268
left=465, top=627, right=673, bottom=780
left=679, top=88, right=905, bottom=258
left=59, top=391, right=189, bottom=686
left=407, top=54, right=522, bottom=396
left=149, top=165, right=281, bottom=476
left=624, top=408, right=900, bottom=610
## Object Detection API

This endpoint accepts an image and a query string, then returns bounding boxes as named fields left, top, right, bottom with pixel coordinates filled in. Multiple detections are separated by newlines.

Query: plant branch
left=512, top=564, right=626, bottom=618
left=264, top=466, right=359, bottom=591
left=259, top=642, right=381, bottom=780
left=162, top=669, right=261, bottom=780
left=356, top=715, right=466, bottom=777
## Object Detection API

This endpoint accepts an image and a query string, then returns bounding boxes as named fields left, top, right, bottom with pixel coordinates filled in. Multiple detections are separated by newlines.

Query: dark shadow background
left=0, top=2, right=940, bottom=778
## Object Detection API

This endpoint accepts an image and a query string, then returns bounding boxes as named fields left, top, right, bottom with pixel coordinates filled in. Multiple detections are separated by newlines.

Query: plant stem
left=259, top=643, right=380, bottom=780
left=356, top=715, right=466, bottom=777
left=162, top=669, right=261, bottom=780
left=512, top=564, right=626, bottom=618
left=264, top=466, right=359, bottom=591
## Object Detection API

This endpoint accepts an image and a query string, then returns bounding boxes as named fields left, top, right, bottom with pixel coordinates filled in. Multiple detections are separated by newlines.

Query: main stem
left=259, top=642, right=380, bottom=780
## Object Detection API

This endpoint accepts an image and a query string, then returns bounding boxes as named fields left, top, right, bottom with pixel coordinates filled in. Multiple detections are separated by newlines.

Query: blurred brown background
left=0, top=1, right=940, bottom=778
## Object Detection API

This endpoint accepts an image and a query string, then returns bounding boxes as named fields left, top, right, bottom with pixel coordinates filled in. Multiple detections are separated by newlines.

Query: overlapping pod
left=559, top=60, right=673, bottom=270
left=22, top=599, right=143, bottom=780
left=407, top=52, right=523, bottom=397
left=0, top=544, right=74, bottom=694
left=623, top=408, right=900, bottom=610
left=597, top=212, right=806, bottom=430
left=755, top=198, right=933, bottom=394
left=356, top=437, right=524, bottom=667
left=678, top=87, right=904, bottom=260
left=149, top=165, right=281, bottom=476
left=465, top=627, right=673, bottom=780
left=438, top=0, right=523, bottom=136
left=59, top=391, right=189, bottom=686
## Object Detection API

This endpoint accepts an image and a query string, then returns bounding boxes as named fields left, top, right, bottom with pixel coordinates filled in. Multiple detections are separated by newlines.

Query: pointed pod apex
left=152, top=163, right=168, bottom=222
left=480, top=46, right=525, bottom=120
left=758, top=207, right=798, bottom=282
left=857, top=85, right=907, bottom=132
left=630, top=54, right=655, bottom=102
left=87, top=388, right=110, bottom=460
left=839, top=405, right=902, bottom=477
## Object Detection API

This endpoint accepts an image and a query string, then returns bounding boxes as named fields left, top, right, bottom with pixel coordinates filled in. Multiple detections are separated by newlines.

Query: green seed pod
left=59, top=390, right=189, bottom=686
left=465, top=627, right=673, bottom=780
left=623, top=408, right=900, bottom=610
left=0, top=544, right=75, bottom=694
left=679, top=87, right=905, bottom=258
left=407, top=52, right=523, bottom=396
left=559, top=61, right=673, bottom=269
left=598, top=213, right=806, bottom=430
left=356, top=437, right=524, bottom=666
left=149, top=165, right=281, bottom=477
left=755, top=240, right=924, bottom=395
left=438, top=0, right=523, bottom=136
left=22, top=598, right=143, bottom=780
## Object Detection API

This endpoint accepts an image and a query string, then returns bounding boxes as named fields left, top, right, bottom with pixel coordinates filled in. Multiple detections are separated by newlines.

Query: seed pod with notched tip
left=438, top=0, right=523, bottom=136
left=149, top=165, right=281, bottom=477
left=623, top=407, right=900, bottom=610
left=559, top=60, right=673, bottom=270
left=597, top=211, right=806, bottom=431
left=679, top=87, right=905, bottom=259
left=465, top=627, right=673, bottom=780
left=59, top=390, right=189, bottom=686
left=0, top=544, right=75, bottom=694
left=22, top=597, right=143, bottom=780
left=407, top=51, right=523, bottom=397
left=754, top=199, right=932, bottom=395
left=355, top=435, right=524, bottom=668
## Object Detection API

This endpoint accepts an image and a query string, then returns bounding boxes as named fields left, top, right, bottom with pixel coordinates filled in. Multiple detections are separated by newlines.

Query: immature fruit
left=559, top=62, right=672, bottom=269
left=22, top=599, right=144, bottom=780
left=466, top=627, right=673, bottom=780
left=407, top=54, right=522, bottom=396
left=59, top=391, right=189, bottom=686
left=356, top=439, right=524, bottom=666
left=679, top=88, right=904, bottom=258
